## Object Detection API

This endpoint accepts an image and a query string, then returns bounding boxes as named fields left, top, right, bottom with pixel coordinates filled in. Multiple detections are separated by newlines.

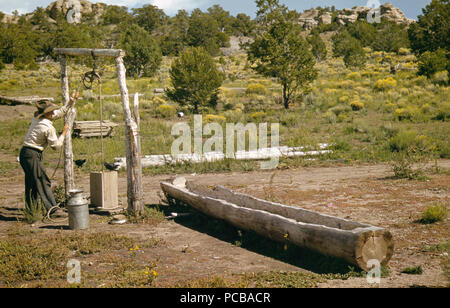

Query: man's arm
left=46, top=124, right=69, bottom=150
left=52, top=91, right=79, bottom=120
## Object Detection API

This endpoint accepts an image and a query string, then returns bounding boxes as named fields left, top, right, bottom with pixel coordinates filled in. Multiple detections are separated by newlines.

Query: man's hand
left=62, top=123, right=69, bottom=137
left=69, top=91, right=79, bottom=108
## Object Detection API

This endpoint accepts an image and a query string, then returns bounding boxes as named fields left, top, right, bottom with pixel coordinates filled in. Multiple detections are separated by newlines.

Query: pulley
left=82, top=52, right=101, bottom=90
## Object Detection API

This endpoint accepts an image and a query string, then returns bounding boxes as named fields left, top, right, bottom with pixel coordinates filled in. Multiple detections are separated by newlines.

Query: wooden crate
left=90, top=171, right=119, bottom=210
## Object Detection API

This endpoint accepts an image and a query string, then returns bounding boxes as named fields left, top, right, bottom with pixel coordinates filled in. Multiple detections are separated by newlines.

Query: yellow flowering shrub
left=394, top=105, right=420, bottom=121
left=250, top=111, right=266, bottom=122
left=403, top=62, right=416, bottom=69
left=350, top=100, right=364, bottom=111
left=245, top=83, right=268, bottom=95
left=235, top=103, right=245, bottom=111
left=153, top=96, right=167, bottom=106
left=339, top=96, right=349, bottom=104
left=385, top=102, right=396, bottom=112
left=336, top=80, right=354, bottom=89
left=361, top=70, right=372, bottom=78
left=156, top=104, right=177, bottom=118
left=374, top=77, right=397, bottom=91
left=346, top=72, right=361, bottom=80
left=203, top=114, right=226, bottom=124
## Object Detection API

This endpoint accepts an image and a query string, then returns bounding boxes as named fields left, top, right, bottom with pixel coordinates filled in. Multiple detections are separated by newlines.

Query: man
left=20, top=92, right=79, bottom=218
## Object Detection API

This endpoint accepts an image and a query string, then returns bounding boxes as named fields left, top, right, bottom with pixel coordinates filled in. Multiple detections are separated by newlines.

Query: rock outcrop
left=297, top=3, right=415, bottom=30
left=45, top=0, right=106, bottom=24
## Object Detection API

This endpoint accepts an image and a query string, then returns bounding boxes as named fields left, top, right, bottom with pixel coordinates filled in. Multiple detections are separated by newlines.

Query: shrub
left=398, top=48, right=411, bottom=55
left=22, top=198, right=46, bottom=224
left=338, top=96, right=349, bottom=104
left=329, top=104, right=351, bottom=116
left=420, top=203, right=448, bottom=224
left=401, top=266, right=423, bottom=275
left=279, top=113, right=299, bottom=127
left=156, top=104, right=177, bottom=118
left=417, top=48, right=449, bottom=79
left=245, top=83, right=268, bottom=95
left=307, top=33, right=328, bottom=61
left=323, top=111, right=337, bottom=124
left=350, top=99, right=364, bottom=111
left=431, top=70, right=449, bottom=85
left=399, top=88, right=409, bottom=96
left=203, top=114, right=226, bottom=124
left=250, top=111, right=266, bottom=122
left=389, top=130, right=436, bottom=180
left=374, top=77, right=397, bottom=91
left=435, top=101, right=450, bottom=121
left=388, top=130, right=435, bottom=153
left=394, top=107, right=412, bottom=121
left=346, top=72, right=361, bottom=80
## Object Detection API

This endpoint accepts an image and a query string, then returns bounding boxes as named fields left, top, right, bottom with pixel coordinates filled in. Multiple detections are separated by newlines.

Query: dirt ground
left=0, top=156, right=449, bottom=288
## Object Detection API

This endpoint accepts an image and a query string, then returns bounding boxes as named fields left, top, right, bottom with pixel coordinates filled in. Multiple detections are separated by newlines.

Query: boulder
left=319, top=12, right=332, bottom=25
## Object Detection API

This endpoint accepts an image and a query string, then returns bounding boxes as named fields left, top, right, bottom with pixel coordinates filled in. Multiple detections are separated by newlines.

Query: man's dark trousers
left=19, top=146, right=57, bottom=211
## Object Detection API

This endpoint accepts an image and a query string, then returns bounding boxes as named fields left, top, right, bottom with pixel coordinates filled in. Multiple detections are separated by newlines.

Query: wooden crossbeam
left=53, top=48, right=125, bottom=58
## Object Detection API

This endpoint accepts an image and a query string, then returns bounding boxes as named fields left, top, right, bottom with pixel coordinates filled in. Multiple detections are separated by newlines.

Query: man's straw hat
left=35, top=99, right=59, bottom=118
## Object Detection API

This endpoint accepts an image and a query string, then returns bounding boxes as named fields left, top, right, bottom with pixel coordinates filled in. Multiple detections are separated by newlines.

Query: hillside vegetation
left=0, top=0, right=448, bottom=177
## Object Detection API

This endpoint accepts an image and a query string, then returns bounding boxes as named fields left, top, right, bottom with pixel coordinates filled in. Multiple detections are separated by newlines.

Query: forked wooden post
left=59, top=55, right=75, bottom=199
left=116, top=57, right=144, bottom=214
left=54, top=48, right=143, bottom=214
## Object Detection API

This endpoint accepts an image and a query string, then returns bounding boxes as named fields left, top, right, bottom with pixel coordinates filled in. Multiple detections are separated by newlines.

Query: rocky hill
left=298, top=3, right=415, bottom=30
left=1, top=0, right=107, bottom=24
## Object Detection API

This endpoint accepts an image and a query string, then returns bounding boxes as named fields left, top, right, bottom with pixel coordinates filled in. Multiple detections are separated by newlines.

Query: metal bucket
left=67, top=189, right=90, bottom=230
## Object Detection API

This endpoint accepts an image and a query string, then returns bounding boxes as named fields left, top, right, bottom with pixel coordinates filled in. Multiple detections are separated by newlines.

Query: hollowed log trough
left=161, top=179, right=394, bottom=271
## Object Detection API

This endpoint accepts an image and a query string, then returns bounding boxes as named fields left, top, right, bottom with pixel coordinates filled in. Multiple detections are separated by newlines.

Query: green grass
left=21, top=198, right=46, bottom=224
left=420, top=203, right=448, bottom=224
left=401, top=266, right=423, bottom=275
left=0, top=229, right=161, bottom=287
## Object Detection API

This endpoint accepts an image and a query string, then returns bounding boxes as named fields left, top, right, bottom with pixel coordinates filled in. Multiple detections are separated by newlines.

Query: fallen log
left=160, top=178, right=394, bottom=271
left=114, top=144, right=332, bottom=169
left=0, top=95, right=54, bottom=106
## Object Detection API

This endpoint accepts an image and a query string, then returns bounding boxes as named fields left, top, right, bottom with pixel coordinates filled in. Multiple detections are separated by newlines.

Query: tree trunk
left=282, top=85, right=290, bottom=109
left=116, top=56, right=144, bottom=215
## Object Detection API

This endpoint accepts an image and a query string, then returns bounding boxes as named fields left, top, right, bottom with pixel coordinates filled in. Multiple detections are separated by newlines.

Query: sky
left=0, top=0, right=431, bottom=20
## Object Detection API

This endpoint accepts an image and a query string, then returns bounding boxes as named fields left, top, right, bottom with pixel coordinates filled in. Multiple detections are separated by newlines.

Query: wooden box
left=90, top=171, right=119, bottom=210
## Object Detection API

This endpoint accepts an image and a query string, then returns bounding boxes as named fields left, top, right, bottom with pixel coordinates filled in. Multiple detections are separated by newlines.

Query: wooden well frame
left=54, top=48, right=143, bottom=214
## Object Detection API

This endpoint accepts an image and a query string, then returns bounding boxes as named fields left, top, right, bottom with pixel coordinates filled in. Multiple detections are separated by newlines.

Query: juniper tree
left=248, top=0, right=317, bottom=109
left=167, top=47, right=224, bottom=114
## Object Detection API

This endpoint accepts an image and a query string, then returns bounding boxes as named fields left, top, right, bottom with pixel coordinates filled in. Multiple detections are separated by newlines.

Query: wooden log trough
left=161, top=178, right=394, bottom=271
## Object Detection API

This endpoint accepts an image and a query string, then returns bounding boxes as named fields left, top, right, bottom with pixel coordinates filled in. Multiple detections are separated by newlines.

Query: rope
left=98, top=76, right=105, bottom=173
left=43, top=205, right=68, bottom=224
